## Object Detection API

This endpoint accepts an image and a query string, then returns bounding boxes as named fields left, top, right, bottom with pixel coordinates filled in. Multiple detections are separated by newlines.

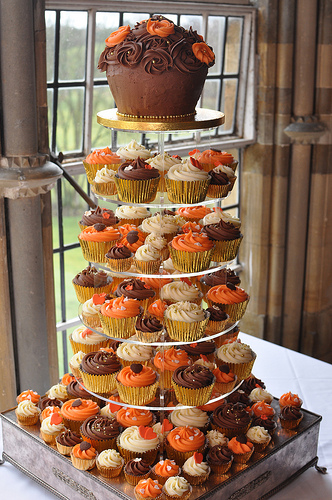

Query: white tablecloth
left=1, top=333, right=331, bottom=499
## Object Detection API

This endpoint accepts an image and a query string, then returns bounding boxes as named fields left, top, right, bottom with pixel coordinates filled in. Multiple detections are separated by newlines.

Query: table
left=1, top=333, right=331, bottom=499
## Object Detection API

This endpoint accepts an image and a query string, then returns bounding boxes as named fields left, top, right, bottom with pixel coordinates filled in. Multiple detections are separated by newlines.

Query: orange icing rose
left=198, top=149, right=234, bottom=166
left=251, top=401, right=275, bottom=418
left=228, top=436, right=253, bottom=454
left=207, top=284, right=248, bottom=305
left=117, top=365, right=156, bottom=388
left=148, top=299, right=168, bottom=318
left=135, top=478, right=162, bottom=498
left=61, top=399, right=100, bottom=421
left=167, top=426, right=205, bottom=451
left=72, top=442, right=97, bottom=459
left=176, top=206, right=212, bottom=220
left=116, top=407, right=153, bottom=427
left=79, top=225, right=121, bottom=242
left=146, top=18, right=175, bottom=37
left=100, top=296, right=141, bottom=318
left=17, top=390, right=40, bottom=404
left=61, top=373, right=76, bottom=386
left=171, top=230, right=214, bottom=253
left=213, top=367, right=235, bottom=384
left=105, top=25, right=130, bottom=47
left=192, top=42, right=215, bottom=65
left=85, top=147, right=121, bottom=165
left=41, top=406, right=61, bottom=421
left=279, top=392, right=302, bottom=408
left=181, top=221, right=203, bottom=233
left=154, top=459, right=179, bottom=477
left=154, top=347, right=190, bottom=372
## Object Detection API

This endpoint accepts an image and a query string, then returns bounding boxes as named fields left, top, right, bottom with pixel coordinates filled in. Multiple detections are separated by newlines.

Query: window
left=46, top=1, right=256, bottom=375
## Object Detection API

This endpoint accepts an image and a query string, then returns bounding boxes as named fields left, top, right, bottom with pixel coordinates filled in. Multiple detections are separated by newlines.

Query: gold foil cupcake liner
left=211, top=236, right=243, bottom=263
left=70, top=452, right=96, bottom=471
left=69, top=335, right=110, bottom=355
left=78, top=239, right=120, bottom=264
left=171, top=380, right=215, bottom=406
left=116, top=358, right=153, bottom=368
left=280, top=415, right=303, bottom=430
left=115, top=176, right=160, bottom=203
left=163, top=439, right=207, bottom=467
left=80, top=434, right=117, bottom=453
left=15, top=412, right=40, bottom=426
left=214, top=377, right=237, bottom=395
left=124, top=470, right=151, bottom=486
left=232, top=447, right=254, bottom=464
left=78, top=369, right=119, bottom=393
left=116, top=436, right=160, bottom=465
left=215, top=355, right=256, bottom=381
left=165, top=177, right=211, bottom=204
left=206, top=182, right=232, bottom=199
left=208, top=460, right=233, bottom=475
left=55, top=441, right=74, bottom=456
left=40, top=430, right=59, bottom=446
left=207, top=298, right=249, bottom=322
left=91, top=181, right=117, bottom=196
left=115, top=378, right=159, bottom=406
left=82, top=161, right=106, bottom=183
left=78, top=223, right=88, bottom=231
left=72, top=283, right=113, bottom=304
left=164, top=315, right=209, bottom=342
left=134, top=328, right=163, bottom=343
left=210, top=421, right=251, bottom=438
left=118, top=217, right=147, bottom=227
left=205, top=318, right=229, bottom=335
left=169, top=245, right=214, bottom=273
left=182, top=470, right=210, bottom=485
left=98, top=314, right=138, bottom=339
left=106, top=256, right=134, bottom=273
left=81, top=313, right=101, bottom=329
left=97, top=462, right=123, bottom=478
left=133, top=258, right=162, bottom=275
left=248, top=438, right=271, bottom=453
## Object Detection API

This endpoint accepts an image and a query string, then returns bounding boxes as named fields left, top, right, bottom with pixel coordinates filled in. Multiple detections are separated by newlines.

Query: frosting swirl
left=80, top=415, right=120, bottom=439
left=167, top=426, right=205, bottom=451
left=171, top=230, right=213, bottom=252
left=97, top=449, right=123, bottom=468
left=163, top=477, right=191, bottom=497
left=72, top=266, right=111, bottom=287
left=212, top=403, right=251, bottom=429
left=125, top=458, right=151, bottom=475
left=165, top=301, right=206, bottom=323
left=119, top=426, right=159, bottom=451
left=208, top=284, right=249, bottom=305
left=172, top=364, right=215, bottom=389
left=117, top=157, right=160, bottom=180
left=80, top=207, right=118, bottom=228
left=80, top=351, right=121, bottom=375
left=207, top=445, right=233, bottom=465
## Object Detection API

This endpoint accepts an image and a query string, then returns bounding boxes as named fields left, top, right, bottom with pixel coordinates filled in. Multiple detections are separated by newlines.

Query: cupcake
left=71, top=441, right=97, bottom=471
left=165, top=426, right=206, bottom=466
left=147, top=299, right=168, bottom=320
left=227, top=389, right=251, bottom=407
left=66, top=379, right=97, bottom=402
left=151, top=419, right=174, bottom=446
left=119, top=224, right=146, bottom=253
left=134, top=478, right=163, bottom=500
left=69, top=326, right=109, bottom=355
left=116, top=340, right=154, bottom=367
left=160, top=279, right=203, bottom=306
left=216, top=342, right=256, bottom=380
left=146, top=152, right=182, bottom=192
left=165, top=157, right=210, bottom=204
left=116, top=364, right=159, bottom=406
left=115, top=205, right=151, bottom=227
left=38, top=396, right=63, bottom=412
left=40, top=413, right=65, bottom=445
left=176, top=205, right=213, bottom=224
left=134, top=244, right=161, bottom=274
left=210, top=161, right=237, bottom=191
left=204, top=307, right=230, bottom=346
left=246, top=426, right=271, bottom=453
left=135, top=315, right=164, bottom=343
left=279, top=392, right=303, bottom=410
left=105, top=243, right=134, bottom=272
left=228, top=434, right=254, bottom=464
left=162, top=476, right=192, bottom=500
left=117, top=139, right=152, bottom=162
left=213, top=365, right=237, bottom=394
left=81, top=293, right=111, bottom=329
left=79, top=350, right=122, bottom=393
left=83, top=146, right=121, bottom=183
left=79, top=206, right=119, bottom=231
left=92, top=166, right=117, bottom=196
left=78, top=224, right=121, bottom=264
left=151, top=459, right=180, bottom=485
left=199, top=268, right=241, bottom=296
left=80, top=415, right=120, bottom=452
left=46, top=383, right=68, bottom=403
left=40, top=405, right=62, bottom=423
left=117, top=425, right=160, bottom=464
left=206, top=165, right=231, bottom=199
left=16, top=390, right=40, bottom=405
left=124, top=458, right=152, bottom=485
left=251, top=401, right=276, bottom=419
left=69, top=351, right=85, bottom=378
left=140, top=214, right=180, bottom=243
left=203, top=215, right=243, bottom=262
left=211, top=402, right=251, bottom=437
left=115, top=157, right=160, bottom=203
left=206, top=429, right=229, bottom=448
left=164, top=301, right=209, bottom=342
left=72, top=266, right=113, bottom=303
left=144, top=234, right=169, bottom=261
left=249, top=387, right=273, bottom=404
left=116, top=407, right=155, bottom=428
left=171, top=364, right=215, bottom=406
left=98, top=296, right=142, bottom=339
left=153, top=347, right=190, bottom=389
left=61, top=373, right=76, bottom=386
left=181, top=337, right=216, bottom=362
left=251, top=415, right=277, bottom=436
left=169, top=230, right=214, bottom=273
left=15, top=400, right=41, bottom=426
left=206, top=445, right=233, bottom=474
left=197, top=149, right=238, bottom=173
left=182, top=452, right=211, bottom=485
left=96, top=448, right=124, bottom=478
left=241, top=374, right=265, bottom=395
left=114, top=278, right=156, bottom=312
left=60, top=398, right=100, bottom=433
left=279, top=405, right=303, bottom=430
left=170, top=405, right=209, bottom=433
left=56, top=429, right=82, bottom=456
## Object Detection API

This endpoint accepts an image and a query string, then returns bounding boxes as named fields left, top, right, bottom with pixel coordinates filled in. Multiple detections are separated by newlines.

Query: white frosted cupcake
left=216, top=342, right=256, bottom=380
left=170, top=405, right=209, bottom=432
left=160, top=280, right=202, bottom=306
left=202, top=207, right=223, bottom=226
left=165, top=158, right=211, bottom=204
left=182, top=453, right=211, bottom=485
left=96, top=449, right=124, bottom=478
left=40, top=414, right=65, bottom=445
left=162, top=257, right=177, bottom=274
left=140, top=214, right=179, bottom=243
left=116, top=340, right=154, bottom=367
left=69, top=350, right=85, bottom=378
left=246, top=426, right=271, bottom=452
left=117, top=139, right=152, bottom=161
left=163, top=476, right=192, bottom=500
left=15, top=400, right=41, bottom=426
left=134, top=244, right=161, bottom=274
left=206, top=429, right=229, bottom=448
left=146, top=152, right=182, bottom=191
left=117, top=425, right=160, bottom=465
left=164, top=301, right=209, bottom=342
left=81, top=294, right=109, bottom=329
left=47, top=383, right=68, bottom=402
left=92, top=166, right=117, bottom=196
left=145, top=233, right=169, bottom=260
left=115, top=205, right=151, bottom=227
left=249, top=387, right=273, bottom=404
left=69, top=326, right=109, bottom=354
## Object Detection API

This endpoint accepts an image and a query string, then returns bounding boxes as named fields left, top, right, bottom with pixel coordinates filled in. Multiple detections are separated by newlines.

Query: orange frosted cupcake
left=16, top=390, right=40, bottom=405
left=83, top=146, right=121, bottom=182
left=60, top=398, right=100, bottom=433
left=71, top=441, right=97, bottom=470
left=228, top=435, right=254, bottom=464
left=165, top=426, right=206, bottom=466
left=151, top=459, right=181, bottom=485
left=78, top=224, right=121, bottom=264
left=99, top=296, right=142, bottom=339
left=197, top=149, right=238, bottom=173
left=116, top=363, right=159, bottom=406
left=116, top=407, right=155, bottom=428
left=213, top=365, right=237, bottom=394
left=61, top=373, right=76, bottom=386
left=40, top=405, right=61, bottom=423
left=153, top=347, right=190, bottom=389
left=169, top=230, right=214, bottom=273
left=251, top=401, right=276, bottom=419
left=176, top=205, right=213, bottom=223
left=206, top=283, right=249, bottom=321
left=119, top=224, right=146, bottom=252
left=147, top=299, right=168, bottom=320
left=134, top=477, right=163, bottom=500
left=279, top=392, right=303, bottom=410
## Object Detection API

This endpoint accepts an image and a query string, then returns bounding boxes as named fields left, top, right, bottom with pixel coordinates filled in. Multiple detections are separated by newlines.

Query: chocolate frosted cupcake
left=199, top=268, right=241, bottom=295
left=181, top=337, right=216, bottom=362
left=38, top=396, right=63, bottom=411
left=67, top=379, right=99, bottom=403
left=79, top=206, right=119, bottom=231
left=115, top=157, right=160, bottom=203
left=205, top=306, right=229, bottom=346
left=206, top=445, right=233, bottom=474
left=241, top=375, right=266, bottom=395
left=135, top=315, right=164, bottom=343
left=72, top=266, right=113, bottom=303
left=171, top=364, right=215, bottom=406
left=105, top=243, right=134, bottom=272
left=279, top=405, right=303, bottom=430
left=115, top=278, right=156, bottom=312
left=79, top=350, right=122, bottom=393
left=80, top=414, right=120, bottom=452
left=227, top=390, right=251, bottom=407
left=124, top=458, right=152, bottom=486
left=56, top=429, right=82, bottom=456
left=203, top=217, right=243, bottom=262
left=206, top=168, right=231, bottom=199
left=251, top=416, right=277, bottom=436
left=211, top=402, right=251, bottom=437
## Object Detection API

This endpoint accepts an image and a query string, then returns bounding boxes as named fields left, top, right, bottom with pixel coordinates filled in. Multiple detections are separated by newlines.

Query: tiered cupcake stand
left=0, top=109, right=322, bottom=500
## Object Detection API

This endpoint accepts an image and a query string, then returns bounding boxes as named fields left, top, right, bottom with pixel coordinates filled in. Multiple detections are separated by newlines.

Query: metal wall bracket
left=284, top=115, right=326, bottom=144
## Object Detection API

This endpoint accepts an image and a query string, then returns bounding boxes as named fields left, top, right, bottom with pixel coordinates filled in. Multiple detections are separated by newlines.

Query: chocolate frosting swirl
left=212, top=403, right=251, bottom=429
left=203, top=219, right=242, bottom=241
left=116, top=158, right=159, bottom=180
left=172, top=364, right=215, bottom=389
left=115, top=278, right=155, bottom=300
left=208, top=170, right=229, bottom=186
left=106, top=245, right=132, bottom=260
left=80, top=351, right=121, bottom=375
left=56, top=429, right=82, bottom=447
left=227, top=390, right=251, bottom=406
left=135, top=316, right=163, bottom=333
left=80, top=415, right=120, bottom=439
left=206, top=306, right=228, bottom=322
left=280, top=406, right=302, bottom=421
left=202, top=269, right=241, bottom=288
left=252, top=416, right=277, bottom=433
left=38, top=397, right=63, bottom=410
left=182, top=337, right=216, bottom=356
left=241, top=376, right=266, bottom=394
left=80, top=207, right=119, bottom=227
left=67, top=380, right=93, bottom=400
left=207, top=445, right=233, bottom=465
left=72, top=266, right=111, bottom=287
left=124, top=458, right=151, bottom=476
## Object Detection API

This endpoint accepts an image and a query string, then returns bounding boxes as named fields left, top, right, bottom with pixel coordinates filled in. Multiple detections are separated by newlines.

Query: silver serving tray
left=1, top=400, right=321, bottom=500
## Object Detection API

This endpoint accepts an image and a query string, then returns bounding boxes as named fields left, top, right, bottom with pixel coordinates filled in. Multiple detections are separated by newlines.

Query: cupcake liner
left=165, top=177, right=211, bottom=204
left=40, top=430, right=59, bottom=446
left=134, top=258, right=162, bottom=275
left=79, top=239, right=120, bottom=264
left=98, top=314, right=138, bottom=339
left=70, top=452, right=96, bottom=471
left=124, top=469, right=151, bottom=486
left=118, top=217, right=148, bottom=227
left=115, top=176, right=160, bottom=203
left=214, top=377, right=237, bottom=395
left=280, top=414, right=303, bottom=430
left=69, top=335, right=110, bottom=355
left=232, top=447, right=254, bottom=464
left=117, top=436, right=160, bottom=465
left=15, top=412, right=40, bottom=426
left=80, top=434, right=117, bottom=453
left=134, top=328, right=163, bottom=343
left=163, top=292, right=203, bottom=307
left=164, top=314, right=209, bottom=342
left=216, top=353, right=256, bottom=381
left=207, top=298, right=249, bottom=322
left=171, top=379, right=215, bottom=406
left=97, top=462, right=123, bottom=478
left=164, top=439, right=207, bottom=467
left=81, top=313, right=101, bottom=329
left=72, top=283, right=113, bottom=304
left=106, top=256, right=134, bottom=273
left=116, top=358, right=153, bottom=368
left=78, top=223, right=88, bottom=231
left=208, top=460, right=233, bottom=475
left=210, top=421, right=251, bottom=439
left=78, top=369, right=120, bottom=393
left=61, top=417, right=86, bottom=434
left=135, top=490, right=162, bottom=500
left=248, top=438, right=271, bottom=453
left=162, top=485, right=192, bottom=500
left=56, top=441, right=75, bottom=456
left=150, top=466, right=182, bottom=485
left=211, top=236, right=243, bottom=263
left=91, top=181, right=117, bottom=196
left=182, top=470, right=210, bottom=485
left=206, top=182, right=232, bottom=199
left=205, top=318, right=230, bottom=335
left=115, top=378, right=159, bottom=406
left=82, top=161, right=106, bottom=183
left=169, top=244, right=214, bottom=273
left=69, top=362, right=81, bottom=379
